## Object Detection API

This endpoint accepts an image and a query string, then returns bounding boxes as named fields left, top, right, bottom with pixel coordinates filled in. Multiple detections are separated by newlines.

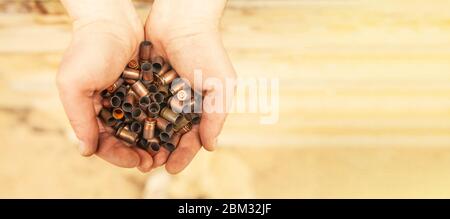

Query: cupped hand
left=57, top=0, right=153, bottom=172
left=145, top=0, right=236, bottom=174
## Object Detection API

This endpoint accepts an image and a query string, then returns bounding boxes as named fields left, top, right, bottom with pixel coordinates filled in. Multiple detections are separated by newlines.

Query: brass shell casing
left=156, top=70, right=178, bottom=86
left=131, top=81, right=149, bottom=98
left=143, top=118, right=156, bottom=140
left=122, top=68, right=141, bottom=80
left=160, top=107, right=181, bottom=124
left=116, top=125, right=138, bottom=145
left=106, top=78, right=124, bottom=94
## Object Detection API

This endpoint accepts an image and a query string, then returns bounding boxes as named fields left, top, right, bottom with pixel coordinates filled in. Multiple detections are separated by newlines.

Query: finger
left=165, top=126, right=202, bottom=174
left=153, top=147, right=170, bottom=168
left=96, top=132, right=140, bottom=168
left=132, top=147, right=154, bottom=173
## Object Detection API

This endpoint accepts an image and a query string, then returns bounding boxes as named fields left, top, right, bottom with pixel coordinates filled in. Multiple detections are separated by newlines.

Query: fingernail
left=78, top=140, right=87, bottom=155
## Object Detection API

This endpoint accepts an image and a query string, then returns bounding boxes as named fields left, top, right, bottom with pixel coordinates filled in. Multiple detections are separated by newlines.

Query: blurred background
left=1, top=0, right=450, bottom=198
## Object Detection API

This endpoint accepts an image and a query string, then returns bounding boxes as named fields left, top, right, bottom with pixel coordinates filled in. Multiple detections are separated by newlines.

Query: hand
left=145, top=0, right=236, bottom=173
left=57, top=0, right=154, bottom=172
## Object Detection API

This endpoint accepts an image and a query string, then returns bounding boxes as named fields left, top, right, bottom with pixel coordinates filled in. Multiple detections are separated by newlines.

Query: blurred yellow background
left=0, top=0, right=450, bottom=198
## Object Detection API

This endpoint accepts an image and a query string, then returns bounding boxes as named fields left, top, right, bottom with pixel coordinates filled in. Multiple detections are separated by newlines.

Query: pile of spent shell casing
left=98, top=41, right=201, bottom=153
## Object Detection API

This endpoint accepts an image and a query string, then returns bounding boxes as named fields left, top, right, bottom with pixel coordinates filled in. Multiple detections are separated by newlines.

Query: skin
left=58, top=0, right=236, bottom=174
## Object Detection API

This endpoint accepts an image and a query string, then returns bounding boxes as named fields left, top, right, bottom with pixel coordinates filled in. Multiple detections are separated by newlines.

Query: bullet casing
left=176, top=90, right=189, bottom=101
left=143, top=118, right=156, bottom=140
left=99, top=108, right=116, bottom=127
left=178, top=123, right=192, bottom=135
left=115, top=86, right=127, bottom=99
left=141, top=62, right=154, bottom=82
left=151, top=56, right=164, bottom=73
left=148, top=102, right=161, bottom=115
left=154, top=63, right=171, bottom=76
left=122, top=68, right=141, bottom=80
left=147, top=138, right=160, bottom=153
left=139, top=41, right=152, bottom=62
left=130, top=121, right=143, bottom=133
left=122, top=91, right=137, bottom=113
left=107, top=78, right=124, bottom=94
left=155, top=117, right=173, bottom=133
left=131, top=81, right=149, bottom=98
left=174, top=115, right=190, bottom=132
left=139, top=95, right=151, bottom=110
left=151, top=92, right=165, bottom=104
left=127, top=59, right=140, bottom=69
left=112, top=108, right=125, bottom=120
left=160, top=107, right=181, bottom=124
left=132, top=108, right=147, bottom=122
left=163, top=133, right=181, bottom=152
left=156, top=69, right=178, bottom=86
left=148, top=84, right=158, bottom=93
left=116, top=126, right=138, bottom=145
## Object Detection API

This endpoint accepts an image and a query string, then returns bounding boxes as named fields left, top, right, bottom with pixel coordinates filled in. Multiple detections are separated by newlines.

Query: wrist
left=147, top=0, right=226, bottom=45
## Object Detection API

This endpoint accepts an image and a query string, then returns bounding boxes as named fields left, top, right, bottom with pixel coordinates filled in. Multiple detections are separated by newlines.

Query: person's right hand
left=57, top=0, right=153, bottom=172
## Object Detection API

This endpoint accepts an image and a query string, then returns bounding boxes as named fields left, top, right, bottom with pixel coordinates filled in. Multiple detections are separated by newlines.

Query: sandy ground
left=0, top=0, right=450, bottom=198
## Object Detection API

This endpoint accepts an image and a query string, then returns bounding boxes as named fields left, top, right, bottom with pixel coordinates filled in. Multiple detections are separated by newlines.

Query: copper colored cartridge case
left=109, top=96, right=121, bottom=108
left=147, top=138, right=160, bottom=153
left=174, top=115, right=190, bottom=132
left=131, top=81, right=149, bottom=98
left=112, top=108, right=125, bottom=120
left=116, top=125, right=138, bottom=145
left=139, top=95, right=151, bottom=110
left=163, top=133, right=181, bottom=152
left=148, top=84, right=158, bottom=93
left=122, top=68, right=141, bottom=80
left=122, top=91, right=137, bottom=113
left=160, top=107, right=181, bottom=124
left=148, top=102, right=161, bottom=115
left=130, top=121, right=142, bottom=133
left=151, top=92, right=165, bottom=104
left=141, top=62, right=153, bottom=82
left=155, top=117, right=173, bottom=133
left=154, top=63, right=171, bottom=76
left=157, top=69, right=178, bottom=86
left=151, top=56, right=164, bottom=73
left=99, top=108, right=116, bottom=127
left=107, top=78, right=124, bottom=94
left=158, top=84, right=169, bottom=97
left=159, top=131, right=171, bottom=142
left=127, top=59, right=139, bottom=70
left=114, top=86, right=127, bottom=99
left=132, top=107, right=147, bottom=122
left=139, top=41, right=152, bottom=62
left=143, top=118, right=156, bottom=140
